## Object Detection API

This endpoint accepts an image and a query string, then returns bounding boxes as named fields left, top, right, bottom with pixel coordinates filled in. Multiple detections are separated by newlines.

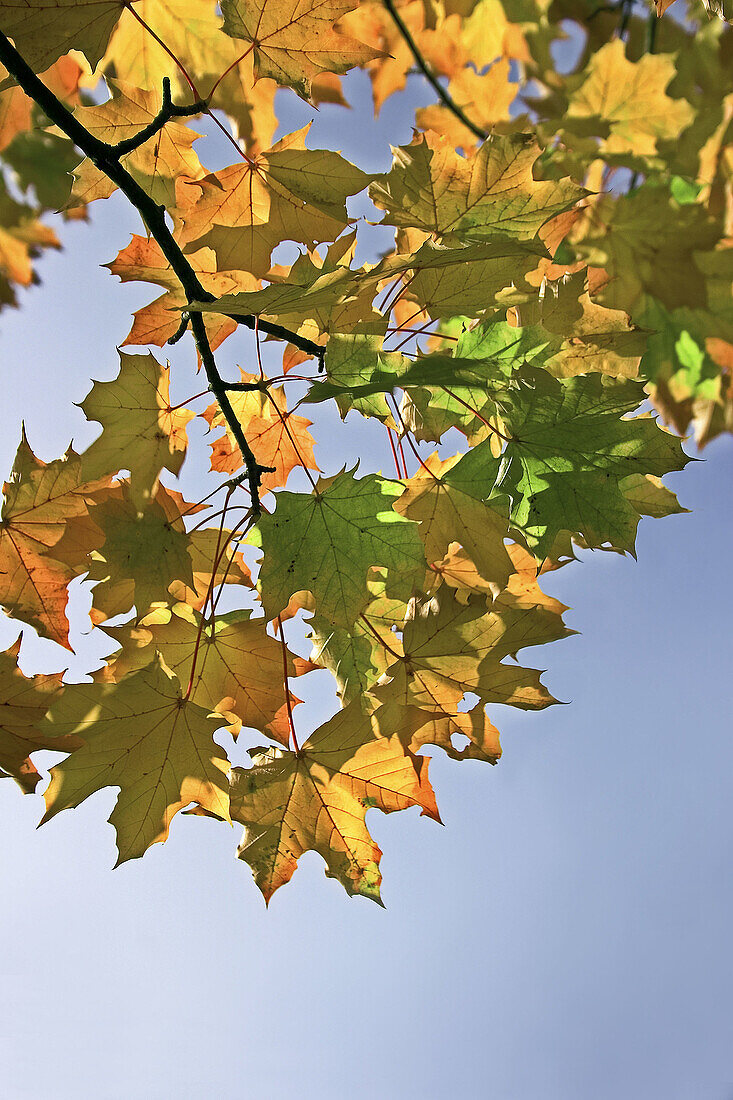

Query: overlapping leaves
left=0, top=0, right=714, bottom=905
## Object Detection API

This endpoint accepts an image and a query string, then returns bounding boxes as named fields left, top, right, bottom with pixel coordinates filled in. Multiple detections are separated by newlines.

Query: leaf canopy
left=0, top=0, right=722, bottom=904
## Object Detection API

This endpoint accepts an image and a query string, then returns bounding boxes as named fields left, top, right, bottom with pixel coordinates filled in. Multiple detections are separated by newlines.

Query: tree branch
left=0, top=30, right=303, bottom=511
left=110, top=77, right=207, bottom=157
left=382, top=0, right=488, bottom=143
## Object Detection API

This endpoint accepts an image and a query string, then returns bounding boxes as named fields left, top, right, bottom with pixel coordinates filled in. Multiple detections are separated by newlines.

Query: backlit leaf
left=40, top=658, right=230, bottom=863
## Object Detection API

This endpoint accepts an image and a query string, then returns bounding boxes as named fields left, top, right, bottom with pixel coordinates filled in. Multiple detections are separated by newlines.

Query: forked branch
left=0, top=30, right=318, bottom=509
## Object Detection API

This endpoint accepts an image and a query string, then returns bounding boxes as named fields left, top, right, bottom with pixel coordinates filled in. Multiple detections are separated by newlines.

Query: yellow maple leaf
left=0, top=434, right=110, bottom=647
left=394, top=451, right=514, bottom=593
left=221, top=0, right=382, bottom=100
left=0, top=638, right=70, bottom=792
left=231, top=700, right=439, bottom=903
left=0, top=0, right=125, bottom=74
left=105, top=604, right=312, bottom=745
left=416, top=60, right=517, bottom=151
left=566, top=39, right=694, bottom=157
left=69, top=79, right=204, bottom=209
left=178, top=125, right=368, bottom=276
left=204, top=374, right=318, bottom=493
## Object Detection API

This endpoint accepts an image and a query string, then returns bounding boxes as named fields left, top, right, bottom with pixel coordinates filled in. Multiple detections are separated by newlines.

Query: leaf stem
left=388, top=394, right=440, bottom=482
left=359, top=613, right=402, bottom=661
left=206, top=43, right=256, bottom=101
left=386, top=425, right=405, bottom=478
left=441, top=385, right=512, bottom=444
left=123, top=0, right=201, bottom=98
left=276, top=616, right=300, bottom=754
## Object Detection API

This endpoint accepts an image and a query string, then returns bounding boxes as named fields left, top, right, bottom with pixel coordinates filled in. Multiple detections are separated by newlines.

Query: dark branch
left=167, top=311, right=190, bottom=345
left=221, top=312, right=326, bottom=366
left=382, top=0, right=488, bottom=143
left=221, top=380, right=269, bottom=392
left=110, top=77, right=208, bottom=157
left=0, top=30, right=320, bottom=511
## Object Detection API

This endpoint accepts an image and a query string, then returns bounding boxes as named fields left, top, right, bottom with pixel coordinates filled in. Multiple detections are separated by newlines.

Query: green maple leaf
left=40, top=658, right=231, bottom=864
left=79, top=351, right=194, bottom=507
left=494, top=369, right=690, bottom=555
left=251, top=469, right=425, bottom=628
left=376, top=237, right=545, bottom=319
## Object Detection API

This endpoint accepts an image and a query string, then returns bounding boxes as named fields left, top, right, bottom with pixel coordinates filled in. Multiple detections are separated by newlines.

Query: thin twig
left=382, top=0, right=488, bottom=143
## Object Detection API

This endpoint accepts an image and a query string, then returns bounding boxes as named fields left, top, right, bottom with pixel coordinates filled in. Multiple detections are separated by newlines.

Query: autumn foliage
left=0, top=0, right=729, bottom=903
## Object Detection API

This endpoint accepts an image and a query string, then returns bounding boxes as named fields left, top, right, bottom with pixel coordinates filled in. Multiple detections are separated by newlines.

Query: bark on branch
left=0, top=31, right=322, bottom=510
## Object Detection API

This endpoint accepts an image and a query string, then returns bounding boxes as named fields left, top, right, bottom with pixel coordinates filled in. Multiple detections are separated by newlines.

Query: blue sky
left=0, top=71, right=732, bottom=1100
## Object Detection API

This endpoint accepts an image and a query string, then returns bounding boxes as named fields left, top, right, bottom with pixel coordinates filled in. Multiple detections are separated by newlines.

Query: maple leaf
left=0, top=433, right=109, bottom=647
left=86, top=483, right=194, bottom=622
left=572, top=185, right=719, bottom=314
left=178, top=127, right=369, bottom=277
left=0, top=637, right=71, bottom=792
left=505, top=269, right=645, bottom=379
left=407, top=700, right=503, bottom=764
left=0, top=81, right=30, bottom=153
left=0, top=173, right=61, bottom=303
left=375, top=237, right=546, bottom=319
left=79, top=350, right=194, bottom=506
left=307, top=614, right=382, bottom=704
left=0, top=0, right=125, bottom=74
left=167, top=526, right=252, bottom=611
left=104, top=604, right=312, bottom=745
left=231, top=699, right=439, bottom=903
left=566, top=39, right=694, bottom=158
left=370, top=131, right=584, bottom=243
left=96, top=0, right=232, bottom=92
left=431, top=541, right=568, bottom=617
left=105, top=235, right=258, bottom=349
left=1, top=0, right=728, bottom=905
left=415, top=60, right=517, bottom=151
left=491, top=369, right=691, bottom=555
left=190, top=235, right=385, bottom=342
left=221, top=0, right=382, bottom=100
left=204, top=376, right=318, bottom=493
left=40, top=658, right=230, bottom=863
left=304, top=565, right=411, bottom=704
left=304, top=332, right=407, bottom=421
left=251, top=469, right=426, bottom=628
left=376, top=585, right=569, bottom=718
left=393, top=452, right=514, bottom=594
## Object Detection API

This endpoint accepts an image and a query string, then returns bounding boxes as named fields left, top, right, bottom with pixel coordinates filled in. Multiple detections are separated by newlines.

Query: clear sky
left=1, top=71, right=732, bottom=1100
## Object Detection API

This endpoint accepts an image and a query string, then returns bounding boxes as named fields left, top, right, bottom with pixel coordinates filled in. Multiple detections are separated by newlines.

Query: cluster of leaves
left=0, top=0, right=724, bottom=903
